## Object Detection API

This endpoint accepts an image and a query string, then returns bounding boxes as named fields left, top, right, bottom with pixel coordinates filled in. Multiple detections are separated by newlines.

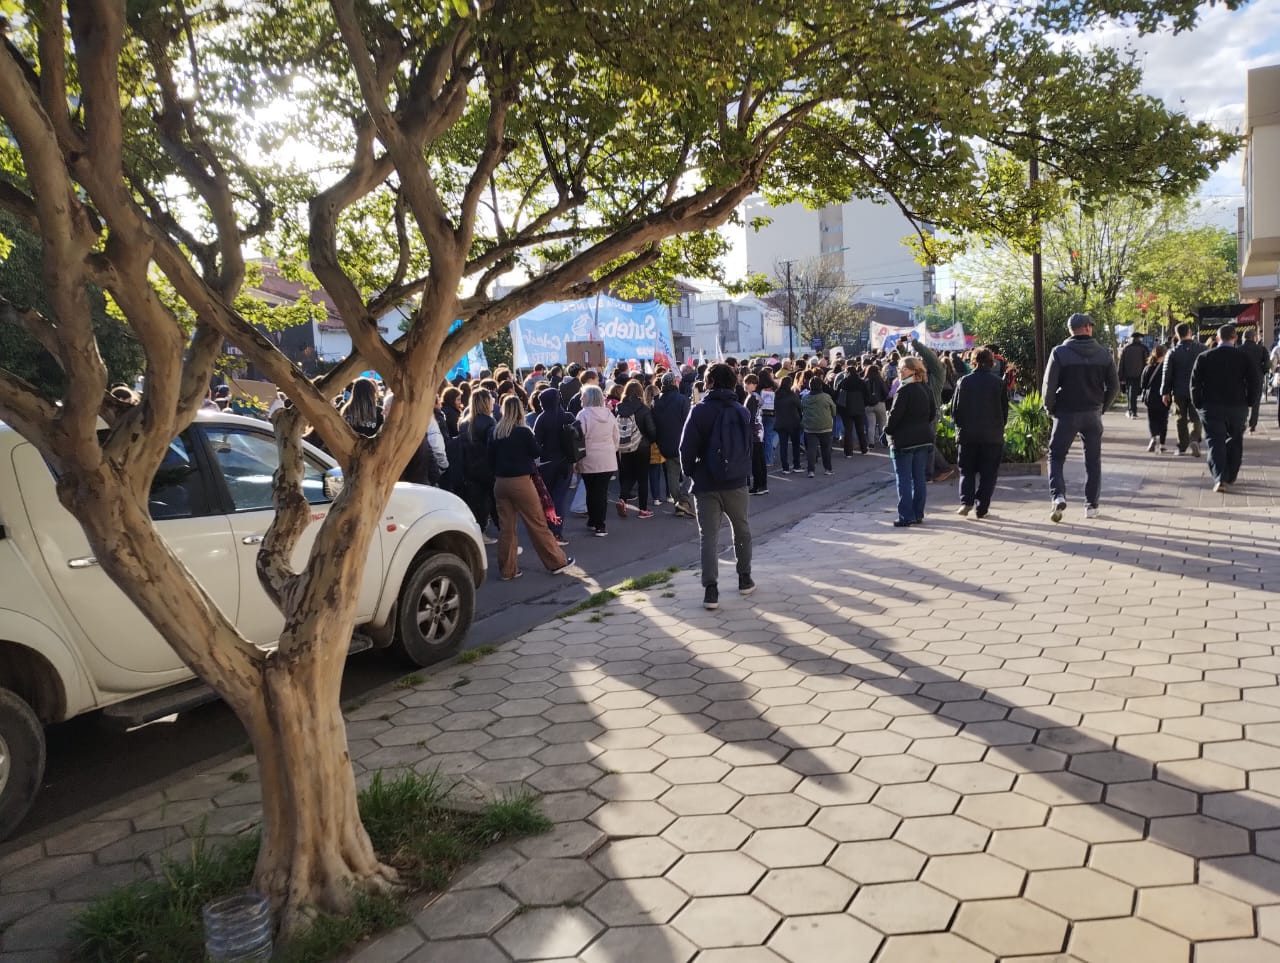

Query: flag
left=654, top=327, right=674, bottom=371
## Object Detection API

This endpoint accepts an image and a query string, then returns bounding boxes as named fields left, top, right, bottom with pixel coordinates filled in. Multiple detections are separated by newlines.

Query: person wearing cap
left=1189, top=324, right=1261, bottom=493
left=1042, top=312, right=1120, bottom=522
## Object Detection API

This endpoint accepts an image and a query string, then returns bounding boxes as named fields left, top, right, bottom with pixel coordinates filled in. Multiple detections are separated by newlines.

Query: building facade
left=1240, top=64, right=1280, bottom=346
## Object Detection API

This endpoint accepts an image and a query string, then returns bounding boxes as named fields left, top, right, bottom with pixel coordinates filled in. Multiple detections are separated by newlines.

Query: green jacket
left=910, top=338, right=945, bottom=410
left=801, top=389, right=837, bottom=433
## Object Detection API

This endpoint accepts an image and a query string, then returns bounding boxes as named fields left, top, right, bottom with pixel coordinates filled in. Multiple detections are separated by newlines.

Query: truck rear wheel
left=394, top=552, right=474, bottom=667
left=0, top=688, right=45, bottom=842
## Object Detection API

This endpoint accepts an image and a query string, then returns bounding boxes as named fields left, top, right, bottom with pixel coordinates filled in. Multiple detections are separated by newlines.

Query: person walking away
left=458, top=389, right=499, bottom=542
left=575, top=386, right=620, bottom=536
left=951, top=347, right=1009, bottom=518
left=1239, top=327, right=1270, bottom=433
left=801, top=375, right=837, bottom=477
left=758, top=369, right=778, bottom=468
left=653, top=372, right=695, bottom=517
left=490, top=395, right=574, bottom=579
left=341, top=377, right=383, bottom=437
left=773, top=375, right=804, bottom=474
left=1119, top=331, right=1149, bottom=419
left=1042, top=312, right=1120, bottom=522
left=1161, top=322, right=1206, bottom=457
left=679, top=363, right=755, bottom=610
left=907, top=335, right=955, bottom=482
left=533, top=387, right=577, bottom=545
left=886, top=357, right=937, bottom=527
left=864, top=363, right=890, bottom=448
left=1141, top=344, right=1170, bottom=453
left=559, top=363, right=583, bottom=408
left=744, top=373, right=769, bottom=494
left=834, top=365, right=870, bottom=456
left=1190, top=324, right=1262, bottom=493
left=614, top=379, right=658, bottom=518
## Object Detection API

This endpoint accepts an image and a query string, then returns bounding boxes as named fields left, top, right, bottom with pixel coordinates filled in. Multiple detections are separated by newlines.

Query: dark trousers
left=617, top=449, right=651, bottom=509
left=538, top=462, right=572, bottom=537
left=1048, top=409, right=1103, bottom=507
left=957, top=441, right=1002, bottom=513
left=841, top=414, right=868, bottom=455
left=805, top=431, right=833, bottom=472
left=1146, top=399, right=1170, bottom=444
left=1249, top=388, right=1263, bottom=431
left=583, top=471, right=613, bottom=529
left=464, top=477, right=499, bottom=532
left=1199, top=404, right=1247, bottom=484
left=890, top=444, right=929, bottom=523
left=778, top=427, right=803, bottom=470
left=1125, top=378, right=1141, bottom=416
left=1172, top=394, right=1202, bottom=452
left=749, top=440, right=768, bottom=492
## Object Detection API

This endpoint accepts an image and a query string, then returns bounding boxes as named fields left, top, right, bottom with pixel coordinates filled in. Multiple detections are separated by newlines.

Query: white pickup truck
left=0, top=411, right=486, bottom=839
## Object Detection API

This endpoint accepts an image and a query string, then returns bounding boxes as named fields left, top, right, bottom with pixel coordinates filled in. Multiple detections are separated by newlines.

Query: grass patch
left=227, top=770, right=251, bottom=784
left=619, top=569, right=674, bottom=591
left=562, top=567, right=682, bottom=618
left=456, top=645, right=496, bottom=665
left=562, top=589, right=618, bottom=616
left=74, top=770, right=549, bottom=963
left=394, top=672, right=425, bottom=689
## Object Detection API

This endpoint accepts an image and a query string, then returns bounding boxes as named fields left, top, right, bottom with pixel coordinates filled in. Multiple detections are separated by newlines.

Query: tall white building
left=743, top=197, right=936, bottom=308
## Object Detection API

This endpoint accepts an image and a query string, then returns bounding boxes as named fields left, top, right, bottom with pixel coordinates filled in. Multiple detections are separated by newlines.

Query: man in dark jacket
left=1161, top=322, right=1206, bottom=457
left=1042, top=312, right=1120, bottom=522
left=679, top=363, right=753, bottom=610
left=1118, top=332, right=1149, bottom=418
left=833, top=366, right=870, bottom=456
left=533, top=387, right=577, bottom=541
left=1240, top=327, right=1271, bottom=433
left=1190, top=324, right=1262, bottom=493
left=951, top=347, right=1010, bottom=518
left=653, top=372, right=694, bottom=516
left=558, top=363, right=583, bottom=408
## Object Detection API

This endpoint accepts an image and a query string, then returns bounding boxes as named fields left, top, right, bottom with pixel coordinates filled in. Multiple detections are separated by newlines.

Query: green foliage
left=1003, top=392, right=1053, bottom=463
left=562, top=590, right=619, bottom=616
left=934, top=414, right=958, bottom=464
left=619, top=569, right=675, bottom=591
left=74, top=770, right=550, bottom=963
left=483, top=326, right=513, bottom=371
left=1127, top=224, right=1239, bottom=328
left=456, top=644, right=496, bottom=664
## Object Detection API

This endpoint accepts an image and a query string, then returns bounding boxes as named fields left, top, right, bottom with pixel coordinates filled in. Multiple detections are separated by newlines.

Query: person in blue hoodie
left=533, top=386, right=577, bottom=545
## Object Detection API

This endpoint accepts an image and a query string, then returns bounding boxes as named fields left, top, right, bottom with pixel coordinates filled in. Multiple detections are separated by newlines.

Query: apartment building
left=1240, top=63, right=1280, bottom=345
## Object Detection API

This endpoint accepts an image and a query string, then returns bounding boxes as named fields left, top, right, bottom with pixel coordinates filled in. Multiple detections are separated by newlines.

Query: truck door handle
left=68, top=556, right=99, bottom=568
left=241, top=535, right=264, bottom=545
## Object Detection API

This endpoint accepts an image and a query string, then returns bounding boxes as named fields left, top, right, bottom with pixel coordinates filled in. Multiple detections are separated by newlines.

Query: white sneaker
left=1051, top=500, right=1066, bottom=523
left=1085, top=505, right=1100, bottom=519
left=1213, top=480, right=1227, bottom=493
left=1146, top=437, right=1157, bottom=452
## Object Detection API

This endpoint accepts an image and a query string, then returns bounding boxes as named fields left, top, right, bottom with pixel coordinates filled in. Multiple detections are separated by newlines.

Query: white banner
left=915, top=322, right=967, bottom=351
left=873, top=323, right=916, bottom=352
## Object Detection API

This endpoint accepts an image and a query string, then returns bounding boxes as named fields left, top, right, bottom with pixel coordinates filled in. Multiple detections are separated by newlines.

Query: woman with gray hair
left=575, top=385, right=621, bottom=536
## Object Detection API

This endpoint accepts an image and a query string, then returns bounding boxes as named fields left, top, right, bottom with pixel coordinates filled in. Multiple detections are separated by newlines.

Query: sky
left=723, top=0, right=1280, bottom=285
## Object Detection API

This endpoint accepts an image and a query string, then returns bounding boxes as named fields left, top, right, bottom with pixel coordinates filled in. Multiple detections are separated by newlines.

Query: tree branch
left=258, top=406, right=310, bottom=608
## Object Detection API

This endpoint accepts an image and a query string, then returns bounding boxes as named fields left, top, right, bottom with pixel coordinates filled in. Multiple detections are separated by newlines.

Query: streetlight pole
left=785, top=260, right=795, bottom=361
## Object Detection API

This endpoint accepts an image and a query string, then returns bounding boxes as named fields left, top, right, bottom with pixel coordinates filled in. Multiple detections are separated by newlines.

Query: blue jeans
left=762, top=414, right=777, bottom=466
left=891, top=445, right=929, bottom=523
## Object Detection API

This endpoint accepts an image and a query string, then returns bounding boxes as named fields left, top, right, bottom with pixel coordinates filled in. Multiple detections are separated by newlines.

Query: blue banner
left=444, top=318, right=489, bottom=379
left=511, top=296, right=672, bottom=369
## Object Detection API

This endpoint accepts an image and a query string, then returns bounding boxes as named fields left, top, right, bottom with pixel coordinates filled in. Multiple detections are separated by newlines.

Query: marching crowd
left=286, top=311, right=1274, bottom=610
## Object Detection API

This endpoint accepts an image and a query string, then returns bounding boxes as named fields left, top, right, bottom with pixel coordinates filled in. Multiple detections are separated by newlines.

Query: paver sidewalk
left=3, top=410, right=1279, bottom=962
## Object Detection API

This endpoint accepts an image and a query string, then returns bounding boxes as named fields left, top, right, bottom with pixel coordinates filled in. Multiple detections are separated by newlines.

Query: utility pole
left=785, top=260, right=795, bottom=361
left=951, top=282, right=958, bottom=326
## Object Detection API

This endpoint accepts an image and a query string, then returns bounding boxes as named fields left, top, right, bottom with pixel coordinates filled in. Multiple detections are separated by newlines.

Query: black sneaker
left=551, top=557, right=575, bottom=574
left=593, top=527, right=608, bottom=537
left=739, top=574, right=756, bottom=595
left=703, top=584, right=719, bottom=610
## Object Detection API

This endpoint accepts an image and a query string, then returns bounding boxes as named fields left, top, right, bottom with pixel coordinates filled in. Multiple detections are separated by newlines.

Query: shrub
left=1003, top=391, right=1052, bottom=463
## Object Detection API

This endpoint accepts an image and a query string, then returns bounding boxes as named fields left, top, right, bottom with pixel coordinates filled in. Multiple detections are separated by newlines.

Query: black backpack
left=705, top=401, right=752, bottom=485
left=561, top=419, right=587, bottom=462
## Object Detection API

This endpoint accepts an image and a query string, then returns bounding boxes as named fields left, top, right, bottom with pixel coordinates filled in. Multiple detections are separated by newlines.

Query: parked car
left=0, top=411, right=485, bottom=839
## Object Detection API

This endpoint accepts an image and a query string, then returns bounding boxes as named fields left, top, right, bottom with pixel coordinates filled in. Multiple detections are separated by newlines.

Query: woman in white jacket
left=575, top=385, right=621, bottom=536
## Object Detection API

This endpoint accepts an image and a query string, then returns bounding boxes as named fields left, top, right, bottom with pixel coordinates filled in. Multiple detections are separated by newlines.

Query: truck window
left=203, top=427, right=330, bottom=511
left=149, top=436, right=209, bottom=519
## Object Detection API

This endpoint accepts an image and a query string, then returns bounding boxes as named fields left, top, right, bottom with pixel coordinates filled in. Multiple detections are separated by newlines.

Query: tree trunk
left=249, top=652, right=398, bottom=938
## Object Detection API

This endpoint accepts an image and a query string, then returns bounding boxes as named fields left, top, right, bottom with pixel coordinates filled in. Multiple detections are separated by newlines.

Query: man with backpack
left=679, top=363, right=755, bottom=610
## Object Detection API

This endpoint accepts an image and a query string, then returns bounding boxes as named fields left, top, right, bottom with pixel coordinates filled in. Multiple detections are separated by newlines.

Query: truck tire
left=394, top=552, right=474, bottom=667
left=0, top=688, right=45, bottom=842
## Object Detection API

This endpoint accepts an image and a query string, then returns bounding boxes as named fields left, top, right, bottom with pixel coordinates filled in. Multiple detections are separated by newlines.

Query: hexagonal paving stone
left=1149, top=814, right=1251, bottom=858
left=988, top=827, right=1087, bottom=871
left=589, top=837, right=682, bottom=879
left=952, top=898, right=1069, bottom=957
left=667, top=851, right=767, bottom=897
left=671, top=896, right=781, bottom=948
left=956, top=791, right=1048, bottom=830
left=493, top=906, right=604, bottom=959
left=808, top=803, right=900, bottom=842
left=501, top=858, right=605, bottom=906
left=1137, top=884, right=1256, bottom=941
left=1087, top=840, right=1196, bottom=887
left=767, top=913, right=883, bottom=963
left=848, top=881, right=957, bottom=934
left=793, top=772, right=878, bottom=806
left=661, top=814, right=753, bottom=852
left=588, top=801, right=676, bottom=837
left=592, top=772, right=671, bottom=801
left=579, top=925, right=697, bottom=963
left=741, top=827, right=835, bottom=868
left=872, top=782, right=959, bottom=817
left=930, top=761, right=1015, bottom=795
left=921, top=853, right=1026, bottom=900
left=1105, top=780, right=1198, bottom=818
left=827, top=839, right=926, bottom=884
left=1047, top=803, right=1145, bottom=844
left=1198, top=854, right=1280, bottom=906
left=753, top=866, right=856, bottom=915
left=1069, top=917, right=1190, bottom=963
left=722, top=765, right=803, bottom=795
left=732, top=793, right=819, bottom=829
left=1023, top=867, right=1134, bottom=920
left=893, top=815, right=989, bottom=855
left=854, top=754, right=934, bottom=785
left=515, top=820, right=607, bottom=860
left=874, top=933, right=996, bottom=963
left=596, top=748, right=666, bottom=773
left=415, top=887, right=518, bottom=939
left=583, top=877, right=688, bottom=926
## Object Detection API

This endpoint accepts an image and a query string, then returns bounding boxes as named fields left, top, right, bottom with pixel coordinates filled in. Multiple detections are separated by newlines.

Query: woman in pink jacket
left=575, top=385, right=621, bottom=537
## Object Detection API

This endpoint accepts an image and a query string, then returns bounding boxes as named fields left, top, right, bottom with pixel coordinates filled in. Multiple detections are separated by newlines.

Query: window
left=149, top=436, right=209, bottom=519
left=203, top=427, right=330, bottom=511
